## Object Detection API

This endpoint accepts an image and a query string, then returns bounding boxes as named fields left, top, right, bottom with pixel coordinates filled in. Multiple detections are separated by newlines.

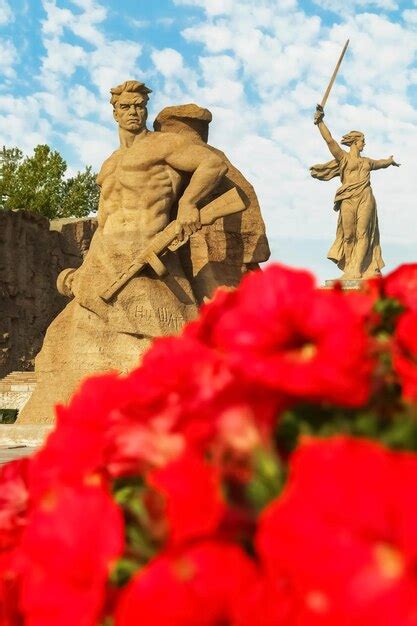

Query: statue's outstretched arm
left=314, top=107, right=344, bottom=161
left=369, top=156, right=400, bottom=170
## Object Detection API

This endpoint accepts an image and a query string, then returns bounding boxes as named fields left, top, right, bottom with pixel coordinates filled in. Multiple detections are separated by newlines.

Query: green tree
left=0, top=146, right=23, bottom=207
left=60, top=166, right=100, bottom=218
left=0, top=144, right=99, bottom=219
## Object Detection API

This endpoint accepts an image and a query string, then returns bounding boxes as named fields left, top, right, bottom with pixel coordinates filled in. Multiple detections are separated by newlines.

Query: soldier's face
left=114, top=93, right=147, bottom=132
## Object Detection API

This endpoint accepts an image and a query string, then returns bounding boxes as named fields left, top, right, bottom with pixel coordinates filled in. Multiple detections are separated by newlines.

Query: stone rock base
left=325, top=278, right=363, bottom=290
left=0, top=424, right=53, bottom=448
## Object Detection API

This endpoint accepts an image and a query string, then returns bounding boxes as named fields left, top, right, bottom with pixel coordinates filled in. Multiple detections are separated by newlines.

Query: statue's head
left=341, top=130, right=365, bottom=152
left=110, top=80, right=152, bottom=133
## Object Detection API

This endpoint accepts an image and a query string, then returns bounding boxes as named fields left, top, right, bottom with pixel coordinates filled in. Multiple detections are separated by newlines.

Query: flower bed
left=2, top=263, right=417, bottom=625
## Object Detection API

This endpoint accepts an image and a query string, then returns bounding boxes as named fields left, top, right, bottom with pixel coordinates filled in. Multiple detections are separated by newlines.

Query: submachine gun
left=99, top=187, right=246, bottom=302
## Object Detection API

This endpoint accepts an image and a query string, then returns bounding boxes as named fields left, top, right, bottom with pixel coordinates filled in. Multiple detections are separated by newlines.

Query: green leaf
left=245, top=448, right=284, bottom=511
left=110, top=557, right=141, bottom=587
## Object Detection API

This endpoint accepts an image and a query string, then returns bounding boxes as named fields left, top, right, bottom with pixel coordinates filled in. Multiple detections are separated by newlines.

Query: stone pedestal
left=325, top=278, right=363, bottom=290
left=0, top=372, right=51, bottom=460
left=0, top=424, right=53, bottom=448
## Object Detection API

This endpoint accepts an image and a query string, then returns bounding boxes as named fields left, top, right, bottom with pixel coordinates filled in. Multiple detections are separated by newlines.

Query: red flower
left=115, top=541, right=256, bottom=626
left=105, top=337, right=233, bottom=475
left=256, top=436, right=417, bottom=626
left=104, top=336, right=280, bottom=477
left=344, top=280, right=382, bottom=331
left=20, top=484, right=124, bottom=626
left=148, top=452, right=225, bottom=547
left=0, top=458, right=30, bottom=626
left=384, top=264, right=417, bottom=311
left=188, top=264, right=372, bottom=407
left=232, top=575, right=295, bottom=626
left=186, top=263, right=315, bottom=348
left=393, top=311, right=417, bottom=401
left=0, top=548, right=24, bottom=626
left=29, top=373, right=128, bottom=497
left=32, top=336, right=280, bottom=489
left=0, top=458, right=29, bottom=551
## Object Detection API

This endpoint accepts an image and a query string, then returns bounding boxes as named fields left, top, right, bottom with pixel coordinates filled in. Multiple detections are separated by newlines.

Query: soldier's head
left=341, top=130, right=365, bottom=152
left=110, top=80, right=152, bottom=133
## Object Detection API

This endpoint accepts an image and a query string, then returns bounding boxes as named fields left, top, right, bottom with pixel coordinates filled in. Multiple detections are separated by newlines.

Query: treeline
left=0, top=145, right=100, bottom=220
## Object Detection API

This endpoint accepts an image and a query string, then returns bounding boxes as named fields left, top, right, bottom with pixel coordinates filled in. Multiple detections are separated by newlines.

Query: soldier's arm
left=166, top=142, right=228, bottom=241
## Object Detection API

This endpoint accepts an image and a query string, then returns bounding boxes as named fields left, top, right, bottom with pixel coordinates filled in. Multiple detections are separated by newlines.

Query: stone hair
left=110, top=80, right=152, bottom=108
left=341, top=131, right=364, bottom=147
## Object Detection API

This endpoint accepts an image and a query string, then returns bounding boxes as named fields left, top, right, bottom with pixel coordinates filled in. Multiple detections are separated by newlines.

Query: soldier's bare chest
left=103, top=147, right=171, bottom=190
left=118, top=141, right=168, bottom=173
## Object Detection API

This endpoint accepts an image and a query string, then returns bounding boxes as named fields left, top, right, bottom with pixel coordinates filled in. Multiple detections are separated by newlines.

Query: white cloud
left=88, top=40, right=143, bottom=96
left=0, top=39, right=17, bottom=79
left=34, top=91, right=70, bottom=124
left=182, top=22, right=233, bottom=53
left=149, top=48, right=199, bottom=106
left=157, top=17, right=175, bottom=27
left=314, top=0, right=398, bottom=14
left=64, top=119, right=117, bottom=169
left=0, top=0, right=12, bottom=24
left=136, top=17, right=175, bottom=28
left=0, top=96, right=52, bottom=152
left=173, top=0, right=235, bottom=16
left=41, top=38, right=87, bottom=83
left=151, top=48, right=185, bottom=77
left=132, top=18, right=150, bottom=28
left=42, top=0, right=107, bottom=45
left=67, top=84, right=105, bottom=120
left=41, top=1, right=72, bottom=37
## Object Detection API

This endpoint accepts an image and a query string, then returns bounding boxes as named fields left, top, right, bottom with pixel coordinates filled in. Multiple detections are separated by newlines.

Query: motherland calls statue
left=308, top=39, right=399, bottom=281
left=18, top=81, right=269, bottom=423
left=311, top=105, right=399, bottom=280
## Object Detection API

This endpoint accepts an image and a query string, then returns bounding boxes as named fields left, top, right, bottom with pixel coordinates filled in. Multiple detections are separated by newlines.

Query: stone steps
left=0, top=371, right=37, bottom=411
left=0, top=371, right=37, bottom=390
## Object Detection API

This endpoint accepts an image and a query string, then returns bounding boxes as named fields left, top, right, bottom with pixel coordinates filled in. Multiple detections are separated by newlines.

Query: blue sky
left=1, top=0, right=417, bottom=279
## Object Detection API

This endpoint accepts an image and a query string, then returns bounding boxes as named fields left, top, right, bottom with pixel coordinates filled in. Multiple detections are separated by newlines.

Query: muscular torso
left=97, top=130, right=184, bottom=243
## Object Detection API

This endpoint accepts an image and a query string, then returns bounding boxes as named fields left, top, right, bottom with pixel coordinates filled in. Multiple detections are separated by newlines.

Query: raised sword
left=317, top=39, right=350, bottom=113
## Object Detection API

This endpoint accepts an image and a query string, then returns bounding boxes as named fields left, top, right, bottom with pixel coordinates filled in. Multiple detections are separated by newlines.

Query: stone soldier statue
left=18, top=80, right=242, bottom=423
left=153, top=103, right=270, bottom=303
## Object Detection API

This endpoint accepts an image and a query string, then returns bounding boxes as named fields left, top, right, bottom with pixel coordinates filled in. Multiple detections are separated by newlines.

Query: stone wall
left=50, top=215, right=98, bottom=258
left=0, top=210, right=96, bottom=377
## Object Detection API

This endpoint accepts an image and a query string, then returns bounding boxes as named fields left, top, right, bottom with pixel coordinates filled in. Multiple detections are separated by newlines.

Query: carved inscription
left=158, top=307, right=183, bottom=331
left=134, top=305, right=153, bottom=322
left=134, top=304, right=183, bottom=331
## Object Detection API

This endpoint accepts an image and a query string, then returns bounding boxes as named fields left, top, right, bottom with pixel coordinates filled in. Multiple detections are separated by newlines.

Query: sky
left=1, top=0, right=417, bottom=280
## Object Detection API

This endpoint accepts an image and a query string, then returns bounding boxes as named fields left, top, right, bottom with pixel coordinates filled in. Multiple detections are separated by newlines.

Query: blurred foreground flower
left=1, top=263, right=417, bottom=625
